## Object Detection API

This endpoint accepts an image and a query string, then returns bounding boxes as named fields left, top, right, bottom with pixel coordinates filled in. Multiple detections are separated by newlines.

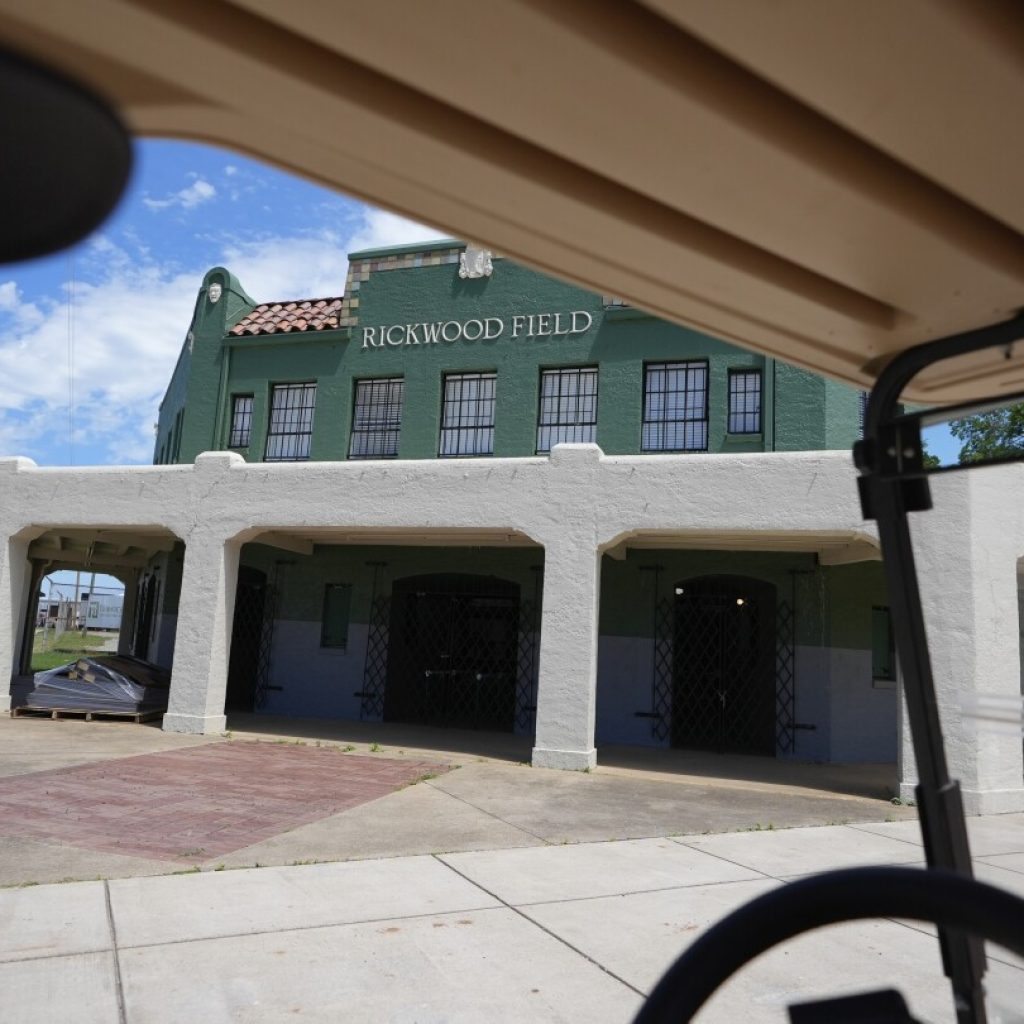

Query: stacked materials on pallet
left=17, top=656, right=170, bottom=714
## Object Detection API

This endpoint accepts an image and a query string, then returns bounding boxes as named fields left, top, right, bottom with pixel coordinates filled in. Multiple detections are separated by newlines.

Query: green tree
left=949, top=403, right=1024, bottom=463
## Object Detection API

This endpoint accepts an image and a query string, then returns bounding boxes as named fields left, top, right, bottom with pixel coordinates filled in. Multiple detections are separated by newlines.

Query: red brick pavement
left=0, top=742, right=447, bottom=863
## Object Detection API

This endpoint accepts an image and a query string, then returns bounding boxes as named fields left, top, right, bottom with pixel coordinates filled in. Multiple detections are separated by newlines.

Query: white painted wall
left=262, top=620, right=367, bottom=720
left=789, top=645, right=830, bottom=761
left=828, top=648, right=898, bottom=763
left=0, top=447, right=1020, bottom=811
left=904, top=468, right=1024, bottom=814
left=595, top=636, right=669, bottom=748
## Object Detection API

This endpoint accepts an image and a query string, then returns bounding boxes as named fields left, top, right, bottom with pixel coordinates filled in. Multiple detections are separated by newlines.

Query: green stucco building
left=145, top=240, right=893, bottom=763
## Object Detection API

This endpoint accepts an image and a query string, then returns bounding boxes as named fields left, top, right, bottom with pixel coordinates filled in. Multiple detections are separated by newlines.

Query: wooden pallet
left=10, top=706, right=164, bottom=724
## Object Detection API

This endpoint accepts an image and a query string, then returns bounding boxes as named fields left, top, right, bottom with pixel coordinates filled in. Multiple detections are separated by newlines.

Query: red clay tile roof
left=229, top=297, right=344, bottom=336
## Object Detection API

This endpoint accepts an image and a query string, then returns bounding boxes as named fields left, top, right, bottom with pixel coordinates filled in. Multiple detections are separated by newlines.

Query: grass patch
left=30, top=631, right=114, bottom=672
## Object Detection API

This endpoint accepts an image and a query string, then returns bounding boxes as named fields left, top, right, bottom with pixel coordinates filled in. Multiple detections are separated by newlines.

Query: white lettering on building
left=361, top=311, right=593, bottom=350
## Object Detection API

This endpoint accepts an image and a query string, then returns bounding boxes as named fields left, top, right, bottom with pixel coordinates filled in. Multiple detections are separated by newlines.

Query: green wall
left=236, top=541, right=883, bottom=653
left=600, top=549, right=883, bottom=651
left=160, top=246, right=865, bottom=464
left=240, top=543, right=544, bottom=626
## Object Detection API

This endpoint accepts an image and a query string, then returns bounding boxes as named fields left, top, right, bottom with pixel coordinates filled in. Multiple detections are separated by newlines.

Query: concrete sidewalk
left=2, top=816, right=1023, bottom=1023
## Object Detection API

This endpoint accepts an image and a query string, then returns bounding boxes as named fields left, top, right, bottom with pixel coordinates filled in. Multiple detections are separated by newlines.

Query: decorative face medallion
left=458, top=244, right=493, bottom=279
left=208, top=282, right=223, bottom=303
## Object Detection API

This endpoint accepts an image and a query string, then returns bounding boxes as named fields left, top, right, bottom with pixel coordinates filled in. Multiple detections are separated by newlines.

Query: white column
left=162, top=527, right=239, bottom=735
left=0, top=545, right=32, bottom=714
left=0, top=533, right=33, bottom=714
left=532, top=526, right=602, bottom=771
left=0, top=459, right=36, bottom=713
left=116, top=568, right=140, bottom=657
left=911, top=469, right=1024, bottom=815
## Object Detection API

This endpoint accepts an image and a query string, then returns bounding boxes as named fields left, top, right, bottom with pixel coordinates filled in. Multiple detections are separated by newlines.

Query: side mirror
left=0, top=48, right=131, bottom=264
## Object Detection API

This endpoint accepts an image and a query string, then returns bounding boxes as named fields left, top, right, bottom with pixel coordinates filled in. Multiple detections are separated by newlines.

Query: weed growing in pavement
left=343, top=745, right=356, bottom=752
left=370, top=742, right=382, bottom=752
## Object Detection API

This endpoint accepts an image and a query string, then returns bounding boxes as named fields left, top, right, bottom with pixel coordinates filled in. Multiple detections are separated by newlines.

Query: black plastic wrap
left=19, top=658, right=168, bottom=712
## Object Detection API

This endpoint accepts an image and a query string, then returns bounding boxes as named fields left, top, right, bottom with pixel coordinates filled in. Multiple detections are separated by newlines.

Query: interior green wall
left=164, top=250, right=865, bottom=464
left=599, top=549, right=884, bottom=650
left=239, top=543, right=545, bottom=625
left=235, top=542, right=883, bottom=651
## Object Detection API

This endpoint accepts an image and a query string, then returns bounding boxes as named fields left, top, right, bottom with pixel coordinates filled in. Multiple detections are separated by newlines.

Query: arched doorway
left=672, top=575, right=776, bottom=754
left=385, top=573, right=520, bottom=731
left=226, top=566, right=268, bottom=712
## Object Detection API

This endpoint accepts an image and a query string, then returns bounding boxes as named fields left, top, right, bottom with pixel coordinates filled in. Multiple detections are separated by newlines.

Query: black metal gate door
left=384, top=575, right=519, bottom=731
left=226, top=568, right=267, bottom=712
left=671, top=576, right=776, bottom=754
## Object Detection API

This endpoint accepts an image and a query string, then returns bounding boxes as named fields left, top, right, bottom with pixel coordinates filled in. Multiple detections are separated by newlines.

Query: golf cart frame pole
left=855, top=312, right=1024, bottom=1024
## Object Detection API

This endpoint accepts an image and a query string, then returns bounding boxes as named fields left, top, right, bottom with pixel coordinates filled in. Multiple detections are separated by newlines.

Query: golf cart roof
left=2, top=0, right=1022, bottom=402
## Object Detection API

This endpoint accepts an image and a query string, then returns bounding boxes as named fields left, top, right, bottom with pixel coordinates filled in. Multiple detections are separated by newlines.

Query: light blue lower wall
left=593, top=639, right=896, bottom=763
left=261, top=620, right=367, bottom=720
left=596, top=636, right=669, bottom=748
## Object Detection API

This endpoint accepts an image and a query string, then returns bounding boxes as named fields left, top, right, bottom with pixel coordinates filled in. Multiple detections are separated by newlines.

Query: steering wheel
left=634, top=866, right=1024, bottom=1022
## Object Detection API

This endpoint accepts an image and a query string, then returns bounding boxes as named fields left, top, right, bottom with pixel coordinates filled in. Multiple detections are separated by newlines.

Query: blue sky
left=0, top=139, right=439, bottom=467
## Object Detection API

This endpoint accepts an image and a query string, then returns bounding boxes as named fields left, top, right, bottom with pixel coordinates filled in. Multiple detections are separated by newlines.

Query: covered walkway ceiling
left=248, top=527, right=542, bottom=556
left=605, top=529, right=880, bottom=566
left=27, top=527, right=178, bottom=572
left=246, top=527, right=878, bottom=566
left=1, top=0, right=1022, bottom=401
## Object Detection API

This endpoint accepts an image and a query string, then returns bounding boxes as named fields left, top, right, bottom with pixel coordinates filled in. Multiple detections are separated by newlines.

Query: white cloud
left=143, top=178, right=217, bottom=212
left=0, top=279, right=44, bottom=329
left=346, top=209, right=444, bottom=253
left=220, top=232, right=349, bottom=300
left=0, top=206, right=447, bottom=466
left=224, top=165, right=238, bottom=177
left=217, top=209, right=444, bottom=301
left=0, top=245, right=199, bottom=464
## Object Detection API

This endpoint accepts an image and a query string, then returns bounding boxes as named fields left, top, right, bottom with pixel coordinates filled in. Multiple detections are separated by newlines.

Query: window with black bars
left=173, top=409, right=184, bottom=460
left=321, top=583, right=352, bottom=649
left=349, top=378, right=404, bottom=459
left=536, top=366, right=598, bottom=452
left=728, top=370, right=762, bottom=433
left=641, top=361, right=708, bottom=451
left=265, top=382, right=316, bottom=461
left=440, top=372, right=496, bottom=457
left=229, top=395, right=254, bottom=448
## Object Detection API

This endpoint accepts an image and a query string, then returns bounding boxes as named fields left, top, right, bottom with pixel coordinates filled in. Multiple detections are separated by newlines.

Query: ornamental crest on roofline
left=459, top=244, right=493, bottom=279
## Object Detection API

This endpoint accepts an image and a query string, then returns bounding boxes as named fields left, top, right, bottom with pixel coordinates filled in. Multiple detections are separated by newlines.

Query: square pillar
left=910, top=471, right=1024, bottom=815
left=0, top=533, right=32, bottom=714
left=162, top=529, right=239, bottom=735
left=532, top=532, right=601, bottom=771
